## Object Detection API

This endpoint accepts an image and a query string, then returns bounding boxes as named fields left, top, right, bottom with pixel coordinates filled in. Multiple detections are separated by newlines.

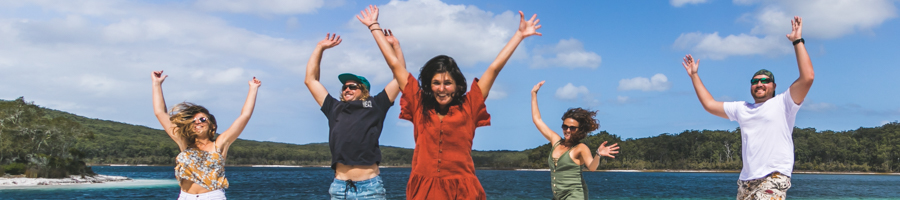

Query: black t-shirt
left=320, top=90, right=393, bottom=169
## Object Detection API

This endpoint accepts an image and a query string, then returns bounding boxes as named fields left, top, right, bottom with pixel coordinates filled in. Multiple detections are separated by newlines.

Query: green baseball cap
left=338, top=73, right=370, bottom=90
left=752, top=69, right=774, bottom=82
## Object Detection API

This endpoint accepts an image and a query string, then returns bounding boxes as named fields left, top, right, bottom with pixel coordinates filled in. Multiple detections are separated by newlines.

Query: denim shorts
left=329, top=175, right=386, bottom=200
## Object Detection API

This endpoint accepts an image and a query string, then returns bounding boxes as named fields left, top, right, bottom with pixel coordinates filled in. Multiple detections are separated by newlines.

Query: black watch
left=792, top=38, right=805, bottom=45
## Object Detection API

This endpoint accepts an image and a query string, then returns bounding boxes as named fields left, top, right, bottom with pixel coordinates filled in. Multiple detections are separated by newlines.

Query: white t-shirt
left=724, top=88, right=802, bottom=181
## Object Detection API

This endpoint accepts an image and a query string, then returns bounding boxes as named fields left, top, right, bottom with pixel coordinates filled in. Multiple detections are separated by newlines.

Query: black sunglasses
left=561, top=125, right=580, bottom=132
left=750, top=78, right=772, bottom=85
left=342, top=83, right=360, bottom=91
left=193, top=117, right=208, bottom=123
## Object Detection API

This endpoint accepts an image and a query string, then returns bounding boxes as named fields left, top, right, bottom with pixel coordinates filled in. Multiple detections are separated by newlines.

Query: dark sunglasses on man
left=342, top=83, right=361, bottom=91
left=750, top=77, right=772, bottom=85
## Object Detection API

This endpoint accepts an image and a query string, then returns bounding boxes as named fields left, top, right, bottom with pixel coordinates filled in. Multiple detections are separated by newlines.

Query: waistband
left=333, top=175, right=382, bottom=184
left=178, top=189, right=226, bottom=200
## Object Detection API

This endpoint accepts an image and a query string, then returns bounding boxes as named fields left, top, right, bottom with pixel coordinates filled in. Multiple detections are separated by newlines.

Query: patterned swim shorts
left=736, top=172, right=792, bottom=200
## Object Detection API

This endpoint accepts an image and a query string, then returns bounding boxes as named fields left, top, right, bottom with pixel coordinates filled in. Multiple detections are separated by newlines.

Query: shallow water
left=0, top=166, right=898, bottom=199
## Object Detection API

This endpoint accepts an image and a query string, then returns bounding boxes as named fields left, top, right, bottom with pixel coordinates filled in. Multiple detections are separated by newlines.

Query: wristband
left=367, top=22, right=379, bottom=28
left=792, top=38, right=804, bottom=45
left=370, top=28, right=383, bottom=32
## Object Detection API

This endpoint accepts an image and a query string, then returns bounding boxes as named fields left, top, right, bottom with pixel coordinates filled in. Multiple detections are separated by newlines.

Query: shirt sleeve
left=781, top=88, right=802, bottom=114
left=399, top=73, right=420, bottom=122
left=373, top=89, right=393, bottom=112
left=466, top=78, right=491, bottom=127
left=722, top=101, right=742, bottom=122
left=320, top=94, right=338, bottom=119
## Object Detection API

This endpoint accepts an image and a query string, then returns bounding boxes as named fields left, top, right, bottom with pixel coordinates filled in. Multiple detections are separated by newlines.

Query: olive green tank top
left=548, top=140, right=587, bottom=200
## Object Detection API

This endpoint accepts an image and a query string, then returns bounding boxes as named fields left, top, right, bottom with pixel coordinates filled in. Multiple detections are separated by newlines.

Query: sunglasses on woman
left=750, top=78, right=772, bottom=85
left=342, top=83, right=360, bottom=91
left=561, top=125, right=579, bottom=132
left=193, top=117, right=208, bottom=123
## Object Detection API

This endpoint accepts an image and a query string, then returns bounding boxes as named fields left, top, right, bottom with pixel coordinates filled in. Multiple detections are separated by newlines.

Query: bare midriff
left=335, top=163, right=380, bottom=181
left=179, top=180, right=212, bottom=194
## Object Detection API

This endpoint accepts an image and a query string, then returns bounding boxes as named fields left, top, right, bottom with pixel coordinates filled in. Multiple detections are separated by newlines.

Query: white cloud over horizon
left=555, top=83, right=591, bottom=101
left=618, top=74, right=672, bottom=92
left=675, top=0, right=898, bottom=59
left=531, top=38, right=601, bottom=69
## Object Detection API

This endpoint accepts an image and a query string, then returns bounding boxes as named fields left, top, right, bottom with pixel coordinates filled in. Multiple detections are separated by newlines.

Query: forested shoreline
left=2, top=98, right=899, bottom=175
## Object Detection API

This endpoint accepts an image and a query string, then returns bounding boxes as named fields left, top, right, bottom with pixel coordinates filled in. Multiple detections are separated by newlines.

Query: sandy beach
left=0, top=174, right=132, bottom=186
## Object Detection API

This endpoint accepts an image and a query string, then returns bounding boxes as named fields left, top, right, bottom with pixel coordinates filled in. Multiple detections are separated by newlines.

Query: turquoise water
left=0, top=166, right=898, bottom=199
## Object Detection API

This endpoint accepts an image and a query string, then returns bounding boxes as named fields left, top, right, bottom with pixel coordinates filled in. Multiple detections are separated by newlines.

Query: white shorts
left=178, top=189, right=226, bottom=200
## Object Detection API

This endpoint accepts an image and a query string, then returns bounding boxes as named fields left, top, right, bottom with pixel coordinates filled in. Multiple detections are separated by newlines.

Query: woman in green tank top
left=531, top=81, right=620, bottom=200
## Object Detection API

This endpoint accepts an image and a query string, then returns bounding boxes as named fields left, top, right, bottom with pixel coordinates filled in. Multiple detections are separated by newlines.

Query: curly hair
left=560, top=108, right=599, bottom=148
left=169, top=102, right=218, bottom=148
left=419, top=55, right=467, bottom=117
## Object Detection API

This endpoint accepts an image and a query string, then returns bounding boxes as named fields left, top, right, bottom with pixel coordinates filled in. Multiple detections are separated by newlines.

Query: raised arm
left=786, top=16, right=814, bottom=105
left=682, top=54, right=727, bottom=119
left=531, top=81, right=561, bottom=143
left=382, top=29, right=402, bottom=102
left=151, top=70, right=183, bottom=149
left=217, top=77, right=261, bottom=155
left=582, top=141, right=619, bottom=171
left=357, top=5, right=409, bottom=90
left=478, top=11, right=542, bottom=97
left=305, top=33, right=342, bottom=107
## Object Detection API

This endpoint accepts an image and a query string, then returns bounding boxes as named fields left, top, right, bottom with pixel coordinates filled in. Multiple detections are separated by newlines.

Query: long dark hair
left=169, top=102, right=218, bottom=148
left=560, top=108, right=599, bottom=148
left=419, top=55, right=467, bottom=117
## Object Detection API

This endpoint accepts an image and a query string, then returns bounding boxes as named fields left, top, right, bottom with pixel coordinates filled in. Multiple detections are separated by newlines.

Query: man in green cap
left=304, top=32, right=403, bottom=200
left=681, top=16, right=814, bottom=200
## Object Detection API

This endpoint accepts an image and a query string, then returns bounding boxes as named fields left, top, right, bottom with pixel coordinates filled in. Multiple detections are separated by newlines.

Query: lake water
left=1, top=166, right=899, bottom=199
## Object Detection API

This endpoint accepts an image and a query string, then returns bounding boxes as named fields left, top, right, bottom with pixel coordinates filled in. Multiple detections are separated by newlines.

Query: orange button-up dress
left=399, top=73, right=491, bottom=200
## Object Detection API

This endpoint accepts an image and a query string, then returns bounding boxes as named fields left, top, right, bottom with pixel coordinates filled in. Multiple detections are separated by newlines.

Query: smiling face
left=750, top=74, right=776, bottom=103
left=191, top=113, right=210, bottom=137
left=341, top=80, right=364, bottom=101
left=430, top=72, right=458, bottom=107
left=562, top=118, right=580, bottom=140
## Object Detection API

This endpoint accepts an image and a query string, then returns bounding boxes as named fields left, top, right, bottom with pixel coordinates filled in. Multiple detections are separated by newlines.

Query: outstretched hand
left=596, top=141, right=620, bottom=158
left=517, top=11, right=542, bottom=38
left=249, top=77, right=261, bottom=88
left=383, top=29, right=399, bottom=47
left=682, top=54, right=699, bottom=77
left=531, top=80, right=545, bottom=95
left=786, top=16, right=802, bottom=42
left=356, top=5, right=379, bottom=27
left=318, top=33, right=342, bottom=49
left=151, top=70, right=168, bottom=85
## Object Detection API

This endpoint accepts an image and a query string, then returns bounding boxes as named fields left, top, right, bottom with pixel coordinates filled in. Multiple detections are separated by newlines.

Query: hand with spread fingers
left=596, top=141, right=620, bottom=158
left=318, top=33, right=342, bottom=50
left=356, top=5, right=379, bottom=28
left=517, top=11, right=542, bottom=38
left=682, top=54, right=699, bottom=77
left=786, top=16, right=802, bottom=42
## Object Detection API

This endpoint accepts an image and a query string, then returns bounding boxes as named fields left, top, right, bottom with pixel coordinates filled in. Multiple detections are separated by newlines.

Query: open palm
left=517, top=11, right=542, bottom=37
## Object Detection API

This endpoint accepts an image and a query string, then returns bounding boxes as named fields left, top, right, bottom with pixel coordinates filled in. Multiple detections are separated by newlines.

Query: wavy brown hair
left=169, top=102, right=218, bottom=148
left=560, top=108, right=599, bottom=148
left=419, top=55, right=467, bottom=117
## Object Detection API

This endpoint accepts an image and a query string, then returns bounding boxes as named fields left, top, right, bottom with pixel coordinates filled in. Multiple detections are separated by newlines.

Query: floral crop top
left=175, top=146, right=228, bottom=191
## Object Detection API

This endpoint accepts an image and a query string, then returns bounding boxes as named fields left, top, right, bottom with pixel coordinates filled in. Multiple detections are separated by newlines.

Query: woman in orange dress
left=356, top=5, right=542, bottom=199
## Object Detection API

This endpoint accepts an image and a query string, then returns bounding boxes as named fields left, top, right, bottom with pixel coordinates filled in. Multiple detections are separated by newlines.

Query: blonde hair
left=340, top=82, right=370, bottom=102
left=169, top=102, right=218, bottom=147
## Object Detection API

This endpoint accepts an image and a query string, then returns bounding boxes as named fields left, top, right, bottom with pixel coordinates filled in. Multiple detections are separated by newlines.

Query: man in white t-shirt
left=681, top=16, right=814, bottom=200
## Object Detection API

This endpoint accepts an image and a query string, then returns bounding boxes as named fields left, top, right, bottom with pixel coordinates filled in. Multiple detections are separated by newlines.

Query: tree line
left=2, top=97, right=899, bottom=176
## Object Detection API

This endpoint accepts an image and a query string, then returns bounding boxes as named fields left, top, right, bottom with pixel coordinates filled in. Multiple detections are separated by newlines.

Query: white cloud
left=531, top=38, right=601, bottom=69
left=370, top=0, right=524, bottom=67
left=486, top=88, right=507, bottom=100
left=674, top=32, right=790, bottom=60
left=555, top=83, right=590, bottom=100
left=744, top=0, right=898, bottom=39
left=195, top=0, right=325, bottom=15
left=671, top=0, right=709, bottom=7
left=617, top=96, right=630, bottom=103
left=675, top=0, right=897, bottom=59
left=802, top=102, right=838, bottom=112
left=618, top=74, right=672, bottom=92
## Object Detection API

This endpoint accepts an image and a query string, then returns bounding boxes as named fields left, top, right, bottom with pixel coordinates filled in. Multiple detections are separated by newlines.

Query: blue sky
left=0, top=0, right=898, bottom=150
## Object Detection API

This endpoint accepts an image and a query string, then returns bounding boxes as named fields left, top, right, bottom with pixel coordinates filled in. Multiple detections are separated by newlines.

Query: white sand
left=0, top=174, right=132, bottom=186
